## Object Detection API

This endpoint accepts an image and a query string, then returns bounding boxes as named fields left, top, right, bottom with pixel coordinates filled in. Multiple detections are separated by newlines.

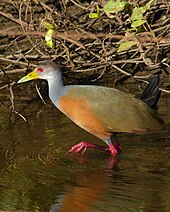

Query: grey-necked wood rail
left=18, top=61, right=163, bottom=156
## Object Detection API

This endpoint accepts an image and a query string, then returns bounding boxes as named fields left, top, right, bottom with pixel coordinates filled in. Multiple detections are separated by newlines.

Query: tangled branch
left=0, top=0, right=169, bottom=91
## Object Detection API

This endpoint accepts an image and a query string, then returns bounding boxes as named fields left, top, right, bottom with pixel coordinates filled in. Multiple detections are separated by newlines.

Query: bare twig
left=0, top=57, right=36, bottom=67
left=9, top=82, right=27, bottom=122
left=70, top=0, right=88, bottom=10
left=0, top=68, right=27, bottom=76
left=35, top=85, right=46, bottom=105
left=111, top=64, right=131, bottom=76
left=0, top=11, right=28, bottom=26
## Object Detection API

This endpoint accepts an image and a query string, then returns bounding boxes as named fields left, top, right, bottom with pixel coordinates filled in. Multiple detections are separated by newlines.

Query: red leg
left=114, top=143, right=122, bottom=152
left=68, top=141, right=120, bottom=157
left=111, top=135, right=122, bottom=153
left=68, top=141, right=109, bottom=154
left=108, top=144, right=118, bottom=156
left=68, top=135, right=121, bottom=156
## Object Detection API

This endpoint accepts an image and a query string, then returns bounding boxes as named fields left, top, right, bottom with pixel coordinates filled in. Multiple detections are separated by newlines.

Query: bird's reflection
left=50, top=155, right=119, bottom=212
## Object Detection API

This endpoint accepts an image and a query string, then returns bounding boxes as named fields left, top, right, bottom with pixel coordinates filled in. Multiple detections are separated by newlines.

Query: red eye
left=37, top=67, right=44, bottom=72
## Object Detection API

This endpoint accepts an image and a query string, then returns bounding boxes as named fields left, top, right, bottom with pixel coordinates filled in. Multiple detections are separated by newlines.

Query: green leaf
left=43, top=22, right=56, bottom=30
left=131, top=19, right=146, bottom=27
left=131, top=7, right=143, bottom=21
left=103, top=0, right=127, bottom=14
left=89, top=5, right=100, bottom=19
left=140, top=0, right=154, bottom=14
left=89, top=13, right=99, bottom=18
left=43, top=22, right=56, bottom=49
left=45, top=29, right=55, bottom=48
left=117, top=41, right=137, bottom=52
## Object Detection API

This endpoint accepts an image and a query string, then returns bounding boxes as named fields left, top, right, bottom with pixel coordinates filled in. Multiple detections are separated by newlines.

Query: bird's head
left=18, top=61, right=62, bottom=84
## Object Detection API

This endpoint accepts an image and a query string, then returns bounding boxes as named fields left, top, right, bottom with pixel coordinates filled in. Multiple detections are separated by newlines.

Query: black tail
left=140, top=76, right=161, bottom=110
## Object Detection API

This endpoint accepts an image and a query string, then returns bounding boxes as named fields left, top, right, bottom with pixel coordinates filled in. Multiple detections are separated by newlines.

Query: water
left=0, top=97, right=169, bottom=212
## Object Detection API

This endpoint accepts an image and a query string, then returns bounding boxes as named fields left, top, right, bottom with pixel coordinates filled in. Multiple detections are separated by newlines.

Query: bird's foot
left=68, top=142, right=121, bottom=156
left=107, top=144, right=122, bottom=157
left=68, top=141, right=108, bottom=154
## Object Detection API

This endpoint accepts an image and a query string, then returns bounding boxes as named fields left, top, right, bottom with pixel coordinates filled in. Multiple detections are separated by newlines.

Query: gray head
left=18, top=61, right=62, bottom=83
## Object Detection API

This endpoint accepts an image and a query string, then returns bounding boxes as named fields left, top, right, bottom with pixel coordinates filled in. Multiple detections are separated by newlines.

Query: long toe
left=68, top=141, right=116, bottom=155
left=68, top=142, right=86, bottom=154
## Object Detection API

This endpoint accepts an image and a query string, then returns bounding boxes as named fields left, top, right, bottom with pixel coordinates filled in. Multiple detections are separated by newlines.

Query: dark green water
left=0, top=96, right=169, bottom=212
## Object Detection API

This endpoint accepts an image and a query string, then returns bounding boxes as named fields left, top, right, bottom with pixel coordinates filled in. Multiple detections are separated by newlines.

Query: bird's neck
left=47, top=74, right=67, bottom=108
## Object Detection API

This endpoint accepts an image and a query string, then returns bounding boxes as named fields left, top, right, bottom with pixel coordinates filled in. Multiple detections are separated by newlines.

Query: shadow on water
left=0, top=95, right=169, bottom=212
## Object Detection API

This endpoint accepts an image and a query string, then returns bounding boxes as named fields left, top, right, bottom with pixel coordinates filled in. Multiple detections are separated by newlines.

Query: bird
left=18, top=61, right=163, bottom=157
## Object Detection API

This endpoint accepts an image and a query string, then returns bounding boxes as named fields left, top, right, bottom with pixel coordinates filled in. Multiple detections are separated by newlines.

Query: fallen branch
left=0, top=11, right=28, bottom=26
left=0, top=56, right=36, bottom=67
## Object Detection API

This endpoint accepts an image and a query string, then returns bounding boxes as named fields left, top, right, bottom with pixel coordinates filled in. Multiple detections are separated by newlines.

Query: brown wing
left=58, top=85, right=163, bottom=137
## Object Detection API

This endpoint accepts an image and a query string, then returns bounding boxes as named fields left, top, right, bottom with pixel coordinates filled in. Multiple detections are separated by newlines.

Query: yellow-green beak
left=17, top=70, right=39, bottom=84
